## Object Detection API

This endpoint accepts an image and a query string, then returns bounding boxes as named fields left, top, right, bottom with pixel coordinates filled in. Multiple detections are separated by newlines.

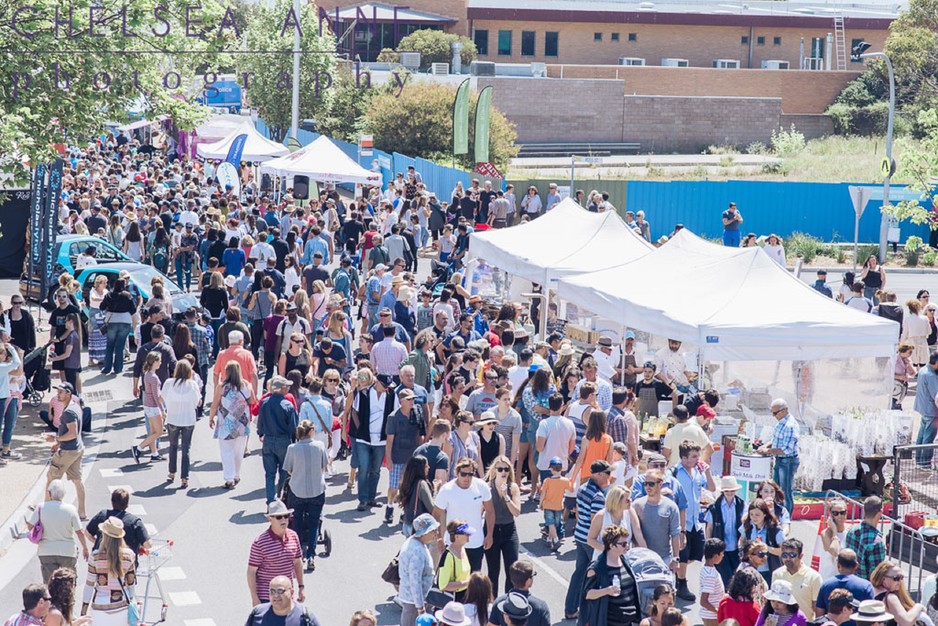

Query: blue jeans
left=723, top=230, right=741, bottom=247
left=916, top=414, right=938, bottom=466
left=103, top=322, right=132, bottom=374
left=175, top=258, right=192, bottom=291
left=290, top=492, right=325, bottom=559
left=773, top=455, right=800, bottom=514
left=543, top=509, right=563, bottom=537
left=564, top=541, right=594, bottom=616
left=262, top=436, right=291, bottom=503
left=166, top=424, right=194, bottom=479
left=1, top=397, right=18, bottom=447
left=352, top=440, right=385, bottom=505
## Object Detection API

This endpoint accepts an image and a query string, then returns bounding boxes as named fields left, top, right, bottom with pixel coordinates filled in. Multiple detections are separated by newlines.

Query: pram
left=279, top=480, right=333, bottom=559
left=424, top=259, right=455, bottom=297
left=22, top=345, right=49, bottom=408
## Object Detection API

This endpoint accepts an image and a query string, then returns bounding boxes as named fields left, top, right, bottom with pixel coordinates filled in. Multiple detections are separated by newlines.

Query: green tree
left=885, top=108, right=938, bottom=229
left=396, top=29, right=477, bottom=70
left=316, top=66, right=394, bottom=142
left=237, top=0, right=336, bottom=143
left=0, top=0, right=236, bottom=183
left=361, top=82, right=518, bottom=170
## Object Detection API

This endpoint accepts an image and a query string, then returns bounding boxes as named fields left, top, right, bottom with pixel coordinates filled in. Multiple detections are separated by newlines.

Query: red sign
left=473, top=162, right=503, bottom=178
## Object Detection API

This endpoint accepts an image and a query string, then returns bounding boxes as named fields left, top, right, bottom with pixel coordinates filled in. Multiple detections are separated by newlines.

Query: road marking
left=169, top=591, right=202, bottom=606
left=184, top=620, right=217, bottom=626
left=156, top=566, right=186, bottom=581
left=519, top=546, right=571, bottom=587
left=127, top=504, right=146, bottom=516
left=144, top=523, right=158, bottom=535
left=99, top=468, right=123, bottom=478
left=107, top=484, right=134, bottom=494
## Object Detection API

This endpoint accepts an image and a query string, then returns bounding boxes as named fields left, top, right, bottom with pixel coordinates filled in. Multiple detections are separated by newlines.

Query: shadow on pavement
left=229, top=510, right=267, bottom=525
left=373, top=601, right=401, bottom=626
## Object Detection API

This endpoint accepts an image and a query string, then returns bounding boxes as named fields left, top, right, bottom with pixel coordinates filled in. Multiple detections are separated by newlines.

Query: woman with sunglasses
left=6, top=295, right=36, bottom=356
left=483, top=455, right=521, bottom=594
left=278, top=332, right=311, bottom=380
left=736, top=540, right=770, bottom=602
left=739, top=499, right=785, bottom=585
left=580, top=525, right=642, bottom=626
left=587, top=485, right=645, bottom=559
left=448, top=411, right=482, bottom=479
left=871, top=561, right=925, bottom=626
left=818, top=499, right=849, bottom=580
left=320, top=368, right=347, bottom=462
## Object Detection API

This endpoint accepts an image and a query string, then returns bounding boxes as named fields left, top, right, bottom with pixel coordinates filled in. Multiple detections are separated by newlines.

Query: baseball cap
left=376, top=374, right=395, bottom=387
left=625, top=330, right=636, bottom=340
left=548, top=456, right=564, bottom=468
left=55, top=382, right=76, bottom=395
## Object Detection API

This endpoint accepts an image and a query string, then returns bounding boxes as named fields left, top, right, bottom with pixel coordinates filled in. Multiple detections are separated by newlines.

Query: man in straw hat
left=247, top=500, right=304, bottom=608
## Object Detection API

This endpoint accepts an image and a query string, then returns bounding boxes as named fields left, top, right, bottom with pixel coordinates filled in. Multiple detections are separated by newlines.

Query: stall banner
left=225, top=133, right=248, bottom=167
left=41, top=159, right=64, bottom=296
left=0, top=189, right=32, bottom=278
left=452, top=78, right=470, bottom=156
left=29, top=164, right=46, bottom=270
left=474, top=86, right=493, bottom=165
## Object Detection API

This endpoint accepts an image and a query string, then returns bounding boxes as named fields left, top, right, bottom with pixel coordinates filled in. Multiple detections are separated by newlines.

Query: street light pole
left=290, top=0, right=301, bottom=140
left=854, top=42, right=895, bottom=263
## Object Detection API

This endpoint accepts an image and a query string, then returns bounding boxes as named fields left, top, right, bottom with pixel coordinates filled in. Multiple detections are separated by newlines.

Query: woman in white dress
left=585, top=485, right=645, bottom=558
left=902, top=299, right=931, bottom=368
left=764, top=234, right=786, bottom=267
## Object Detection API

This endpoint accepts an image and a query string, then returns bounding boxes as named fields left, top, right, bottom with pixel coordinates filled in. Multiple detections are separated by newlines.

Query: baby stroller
left=22, top=345, right=50, bottom=408
left=279, top=480, right=333, bottom=560
left=424, top=259, right=455, bottom=297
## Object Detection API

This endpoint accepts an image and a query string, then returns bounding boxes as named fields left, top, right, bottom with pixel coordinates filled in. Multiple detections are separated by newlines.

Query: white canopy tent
left=556, top=229, right=899, bottom=361
left=196, top=121, right=289, bottom=162
left=259, top=136, right=381, bottom=185
left=468, top=198, right=654, bottom=285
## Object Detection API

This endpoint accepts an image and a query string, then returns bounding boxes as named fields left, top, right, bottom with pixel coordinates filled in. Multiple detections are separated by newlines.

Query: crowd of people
left=2, top=131, right=937, bottom=626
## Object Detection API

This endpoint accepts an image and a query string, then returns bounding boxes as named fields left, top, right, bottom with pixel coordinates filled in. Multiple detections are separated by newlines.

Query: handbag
left=118, top=576, right=140, bottom=626
left=99, top=312, right=111, bottom=336
left=308, top=401, right=334, bottom=449
left=27, top=506, right=43, bottom=544
left=426, top=550, right=457, bottom=610
left=381, top=552, right=401, bottom=586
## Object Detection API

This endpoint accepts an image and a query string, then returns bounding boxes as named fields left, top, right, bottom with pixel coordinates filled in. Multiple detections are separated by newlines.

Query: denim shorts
left=543, top=509, right=563, bottom=528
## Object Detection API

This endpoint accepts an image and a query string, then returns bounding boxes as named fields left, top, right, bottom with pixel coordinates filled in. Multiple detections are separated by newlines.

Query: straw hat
left=100, top=516, right=126, bottom=539
left=851, top=601, right=894, bottom=623
left=435, top=602, right=471, bottom=626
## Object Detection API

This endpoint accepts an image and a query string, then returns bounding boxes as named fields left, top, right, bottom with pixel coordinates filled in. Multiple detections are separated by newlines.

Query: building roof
left=332, top=3, right=456, bottom=23
left=467, top=0, right=902, bottom=28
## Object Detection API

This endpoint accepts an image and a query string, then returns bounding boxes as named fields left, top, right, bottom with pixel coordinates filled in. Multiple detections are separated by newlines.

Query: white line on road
left=99, top=467, right=123, bottom=478
left=519, top=546, right=571, bottom=588
left=155, top=566, right=186, bottom=581
left=169, top=591, right=202, bottom=606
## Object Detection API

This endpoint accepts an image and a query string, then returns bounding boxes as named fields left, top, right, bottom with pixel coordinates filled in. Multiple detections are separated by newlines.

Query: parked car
left=20, top=235, right=134, bottom=301
left=29, top=263, right=199, bottom=320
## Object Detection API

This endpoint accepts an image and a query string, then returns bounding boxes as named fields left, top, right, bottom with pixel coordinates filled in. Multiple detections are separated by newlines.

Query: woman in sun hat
left=436, top=601, right=472, bottom=626
left=851, top=600, right=895, bottom=626
left=754, top=580, right=807, bottom=626
left=399, top=513, right=441, bottom=626
left=79, top=516, right=136, bottom=625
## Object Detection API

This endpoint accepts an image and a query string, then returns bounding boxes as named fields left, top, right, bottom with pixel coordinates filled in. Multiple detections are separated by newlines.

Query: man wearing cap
left=247, top=502, right=305, bottom=607
left=385, top=388, right=426, bottom=524
left=369, top=308, right=411, bottom=350
left=3, top=583, right=51, bottom=626
left=489, top=560, right=551, bottom=626
left=565, top=459, right=613, bottom=620
left=813, top=270, right=833, bottom=298
left=593, top=337, right=622, bottom=384
left=704, top=475, right=746, bottom=585
left=258, top=376, right=299, bottom=504
left=44, top=383, right=87, bottom=520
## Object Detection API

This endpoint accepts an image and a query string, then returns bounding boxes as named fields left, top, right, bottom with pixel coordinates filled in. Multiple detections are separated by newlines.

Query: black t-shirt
left=459, top=196, right=477, bottom=221
left=605, top=564, right=639, bottom=626
left=302, top=266, right=330, bottom=292
left=313, top=343, right=347, bottom=377
left=478, top=190, right=495, bottom=223
left=245, top=604, right=321, bottom=626
left=49, top=304, right=80, bottom=340
left=722, top=209, right=740, bottom=231
left=86, top=214, right=107, bottom=235
left=271, top=239, right=290, bottom=272
left=488, top=590, right=551, bottom=626
left=341, top=220, right=364, bottom=248
left=413, top=442, right=449, bottom=478
left=87, top=509, right=149, bottom=554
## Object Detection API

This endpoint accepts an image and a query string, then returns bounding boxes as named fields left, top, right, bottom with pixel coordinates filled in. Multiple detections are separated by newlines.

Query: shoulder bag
left=118, top=575, right=141, bottom=626
left=308, top=400, right=333, bottom=449
left=27, top=506, right=43, bottom=544
left=381, top=551, right=401, bottom=586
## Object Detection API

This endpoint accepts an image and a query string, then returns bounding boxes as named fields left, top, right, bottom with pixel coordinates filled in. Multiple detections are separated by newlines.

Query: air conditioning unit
left=530, top=62, right=547, bottom=77
left=618, top=57, right=646, bottom=66
left=430, top=63, right=450, bottom=75
left=761, top=59, right=790, bottom=69
left=661, top=58, right=689, bottom=67
left=399, top=52, right=421, bottom=70
left=712, top=59, right=740, bottom=68
left=470, top=61, right=496, bottom=76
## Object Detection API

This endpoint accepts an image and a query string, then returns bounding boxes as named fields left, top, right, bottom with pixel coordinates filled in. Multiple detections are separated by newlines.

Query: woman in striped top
left=80, top=516, right=136, bottom=625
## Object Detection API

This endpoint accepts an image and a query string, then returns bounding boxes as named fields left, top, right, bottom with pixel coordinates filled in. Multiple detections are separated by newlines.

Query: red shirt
left=248, top=528, right=302, bottom=601
left=362, top=230, right=376, bottom=251
left=718, top=596, right=760, bottom=626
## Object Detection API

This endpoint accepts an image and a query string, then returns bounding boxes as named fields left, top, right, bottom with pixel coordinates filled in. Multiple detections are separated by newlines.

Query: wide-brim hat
left=558, top=343, right=575, bottom=357
left=101, top=516, right=126, bottom=538
left=763, top=580, right=796, bottom=605
left=435, top=602, right=471, bottom=626
left=498, top=592, right=533, bottom=621
left=720, top=476, right=742, bottom=492
left=852, top=600, right=894, bottom=623
left=412, top=513, right=439, bottom=538
left=266, top=499, right=294, bottom=517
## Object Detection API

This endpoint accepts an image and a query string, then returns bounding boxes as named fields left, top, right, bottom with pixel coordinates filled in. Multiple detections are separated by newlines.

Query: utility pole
left=290, top=0, right=301, bottom=139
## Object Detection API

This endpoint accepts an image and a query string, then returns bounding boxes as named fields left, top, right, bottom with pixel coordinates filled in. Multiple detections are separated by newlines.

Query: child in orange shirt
left=539, top=456, right=573, bottom=550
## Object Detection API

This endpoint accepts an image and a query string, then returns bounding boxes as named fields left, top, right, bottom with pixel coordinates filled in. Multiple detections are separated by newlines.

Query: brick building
left=317, top=0, right=899, bottom=69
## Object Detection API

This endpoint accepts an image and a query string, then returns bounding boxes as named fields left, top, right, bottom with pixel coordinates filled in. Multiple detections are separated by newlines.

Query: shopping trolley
left=135, top=538, right=173, bottom=625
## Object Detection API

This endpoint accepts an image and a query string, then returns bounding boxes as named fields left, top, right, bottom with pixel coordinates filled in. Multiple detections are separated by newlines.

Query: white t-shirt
left=535, top=415, right=575, bottom=471
left=507, top=365, right=529, bottom=394
left=435, top=478, right=492, bottom=550
left=161, top=379, right=201, bottom=427
left=253, top=241, right=275, bottom=265
left=846, top=296, right=873, bottom=312
left=28, top=500, right=81, bottom=557
left=699, top=564, right=725, bottom=620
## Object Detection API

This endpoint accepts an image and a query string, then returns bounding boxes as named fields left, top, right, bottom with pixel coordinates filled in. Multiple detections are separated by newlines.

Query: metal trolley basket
left=135, top=539, right=173, bottom=625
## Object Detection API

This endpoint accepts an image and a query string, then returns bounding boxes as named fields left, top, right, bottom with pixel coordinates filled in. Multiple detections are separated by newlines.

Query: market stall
left=259, top=135, right=381, bottom=186
left=196, top=120, right=290, bottom=163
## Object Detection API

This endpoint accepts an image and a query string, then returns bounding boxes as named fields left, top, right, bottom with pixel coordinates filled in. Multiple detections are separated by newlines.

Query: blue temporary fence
left=623, top=180, right=930, bottom=244
left=253, top=119, right=469, bottom=199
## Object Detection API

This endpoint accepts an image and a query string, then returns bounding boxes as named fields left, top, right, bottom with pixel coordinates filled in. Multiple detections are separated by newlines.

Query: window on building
left=497, top=30, right=512, bottom=55
left=611, top=33, right=620, bottom=41
left=629, top=33, right=637, bottom=42
left=757, top=36, right=765, bottom=45
left=521, top=31, right=535, bottom=56
left=545, top=31, right=559, bottom=57
left=773, top=36, right=782, bottom=45
left=741, top=35, right=749, bottom=44
left=594, top=32, right=603, bottom=41
left=474, top=29, right=489, bottom=56
left=851, top=37, right=864, bottom=62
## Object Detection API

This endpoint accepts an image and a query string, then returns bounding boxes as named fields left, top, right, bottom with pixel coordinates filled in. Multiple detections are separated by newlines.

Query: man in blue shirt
left=815, top=549, right=875, bottom=616
left=631, top=453, right=688, bottom=514
left=672, top=441, right=715, bottom=601
left=758, top=398, right=800, bottom=514
left=258, top=376, right=299, bottom=503
left=443, top=314, right=482, bottom=353
left=301, top=226, right=330, bottom=265
left=365, top=265, right=386, bottom=325
left=914, top=353, right=938, bottom=467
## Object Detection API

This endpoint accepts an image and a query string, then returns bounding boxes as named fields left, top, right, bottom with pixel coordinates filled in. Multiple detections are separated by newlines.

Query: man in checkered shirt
left=757, top=398, right=800, bottom=514
left=844, top=496, right=888, bottom=580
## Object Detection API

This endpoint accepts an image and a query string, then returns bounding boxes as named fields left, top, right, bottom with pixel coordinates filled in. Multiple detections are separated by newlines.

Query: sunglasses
left=888, top=574, right=905, bottom=581
left=11, top=301, right=23, bottom=305
left=645, top=481, right=660, bottom=487
left=496, top=467, right=510, bottom=473
left=780, top=551, right=799, bottom=559
left=325, top=378, right=339, bottom=383
left=485, top=375, right=497, bottom=380
left=269, top=587, right=290, bottom=595
left=754, top=551, right=768, bottom=558
left=270, top=514, right=289, bottom=520
left=458, top=471, right=475, bottom=478
left=831, top=510, right=847, bottom=516
left=771, top=408, right=784, bottom=415
left=615, top=540, right=630, bottom=547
